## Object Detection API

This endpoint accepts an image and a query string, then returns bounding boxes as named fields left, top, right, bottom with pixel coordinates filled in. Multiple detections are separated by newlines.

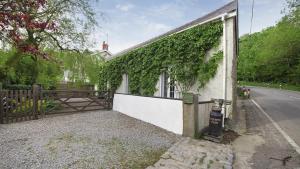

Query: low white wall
left=113, top=94, right=183, bottom=134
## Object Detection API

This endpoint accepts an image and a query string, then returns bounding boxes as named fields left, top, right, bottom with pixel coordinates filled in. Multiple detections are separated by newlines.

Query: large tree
left=0, top=0, right=98, bottom=84
left=0, top=0, right=98, bottom=60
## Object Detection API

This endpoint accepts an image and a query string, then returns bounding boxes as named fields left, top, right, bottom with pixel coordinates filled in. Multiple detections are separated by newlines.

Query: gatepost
left=33, top=84, right=40, bottom=119
left=182, top=93, right=198, bottom=138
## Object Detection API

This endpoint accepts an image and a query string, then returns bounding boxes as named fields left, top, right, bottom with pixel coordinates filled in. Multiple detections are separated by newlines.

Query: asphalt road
left=238, top=87, right=300, bottom=168
left=250, top=87, right=300, bottom=147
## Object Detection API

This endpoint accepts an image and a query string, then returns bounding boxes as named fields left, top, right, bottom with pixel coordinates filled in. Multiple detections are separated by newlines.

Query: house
left=99, top=41, right=113, bottom=60
left=61, top=42, right=112, bottom=90
left=101, top=1, right=238, bottom=136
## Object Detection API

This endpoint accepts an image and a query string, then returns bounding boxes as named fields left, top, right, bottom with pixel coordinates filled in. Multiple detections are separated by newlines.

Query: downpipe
left=222, top=13, right=228, bottom=127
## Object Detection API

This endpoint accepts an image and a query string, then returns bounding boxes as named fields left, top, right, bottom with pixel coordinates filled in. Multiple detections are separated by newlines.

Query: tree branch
left=47, top=32, right=80, bottom=53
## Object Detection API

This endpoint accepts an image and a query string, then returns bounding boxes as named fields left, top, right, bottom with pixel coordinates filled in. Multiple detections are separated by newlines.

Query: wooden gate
left=0, top=85, right=113, bottom=124
left=40, top=90, right=112, bottom=115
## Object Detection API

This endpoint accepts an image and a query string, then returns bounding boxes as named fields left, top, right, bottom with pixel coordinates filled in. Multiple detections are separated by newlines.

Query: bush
left=3, top=84, right=32, bottom=90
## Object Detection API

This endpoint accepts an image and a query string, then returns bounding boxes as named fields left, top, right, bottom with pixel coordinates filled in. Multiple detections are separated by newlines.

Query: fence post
left=33, top=85, right=40, bottom=119
left=0, top=83, right=3, bottom=124
left=40, top=86, right=45, bottom=118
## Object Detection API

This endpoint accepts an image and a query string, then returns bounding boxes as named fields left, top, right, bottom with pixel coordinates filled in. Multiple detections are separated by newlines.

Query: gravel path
left=0, top=111, right=180, bottom=169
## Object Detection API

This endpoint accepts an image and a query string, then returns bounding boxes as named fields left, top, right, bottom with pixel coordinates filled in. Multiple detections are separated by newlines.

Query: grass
left=45, top=134, right=166, bottom=169
left=45, top=133, right=92, bottom=158
left=239, top=81, right=300, bottom=92
left=101, top=137, right=166, bottom=169
left=199, top=152, right=207, bottom=164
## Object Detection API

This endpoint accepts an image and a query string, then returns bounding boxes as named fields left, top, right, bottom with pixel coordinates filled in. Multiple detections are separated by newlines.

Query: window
left=124, top=74, right=129, bottom=94
left=160, top=72, right=169, bottom=97
left=163, top=73, right=169, bottom=97
left=160, top=72, right=175, bottom=98
left=170, top=79, right=175, bottom=98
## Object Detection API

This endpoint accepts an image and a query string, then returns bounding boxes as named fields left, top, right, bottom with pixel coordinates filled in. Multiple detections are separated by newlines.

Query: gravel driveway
left=0, top=111, right=180, bottom=169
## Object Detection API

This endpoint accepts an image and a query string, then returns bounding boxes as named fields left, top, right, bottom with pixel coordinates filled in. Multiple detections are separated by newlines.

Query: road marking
left=251, top=99, right=300, bottom=155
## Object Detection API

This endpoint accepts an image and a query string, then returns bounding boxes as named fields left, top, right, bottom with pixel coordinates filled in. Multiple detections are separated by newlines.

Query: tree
left=0, top=0, right=97, bottom=56
left=0, top=49, right=17, bottom=84
left=57, top=50, right=104, bottom=85
left=0, top=0, right=98, bottom=83
left=0, top=49, right=62, bottom=88
left=238, top=0, right=300, bottom=84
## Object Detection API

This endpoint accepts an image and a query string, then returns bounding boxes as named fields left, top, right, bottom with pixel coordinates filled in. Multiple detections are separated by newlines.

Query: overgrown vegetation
left=99, top=21, right=223, bottom=95
left=0, top=0, right=101, bottom=89
left=0, top=49, right=61, bottom=88
left=0, top=49, right=104, bottom=89
left=239, top=81, right=300, bottom=92
left=56, top=50, right=104, bottom=86
left=238, top=0, right=300, bottom=86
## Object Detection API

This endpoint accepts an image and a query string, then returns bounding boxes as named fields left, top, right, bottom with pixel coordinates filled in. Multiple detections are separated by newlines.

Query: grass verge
left=239, top=81, right=300, bottom=92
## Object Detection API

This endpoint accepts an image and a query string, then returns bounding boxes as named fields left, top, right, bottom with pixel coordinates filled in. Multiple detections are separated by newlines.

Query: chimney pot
left=102, top=41, right=108, bottom=51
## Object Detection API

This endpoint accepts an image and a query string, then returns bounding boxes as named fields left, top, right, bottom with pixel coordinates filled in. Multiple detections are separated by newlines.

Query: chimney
left=102, top=41, right=109, bottom=51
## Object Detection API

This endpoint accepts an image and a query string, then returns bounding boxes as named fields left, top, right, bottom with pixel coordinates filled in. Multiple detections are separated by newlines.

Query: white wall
left=113, top=94, right=183, bottom=134
left=181, top=16, right=235, bottom=118
left=189, top=38, right=224, bottom=101
left=114, top=13, right=236, bottom=118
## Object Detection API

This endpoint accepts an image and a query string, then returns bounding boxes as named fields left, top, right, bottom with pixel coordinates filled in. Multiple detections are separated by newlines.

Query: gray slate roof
left=112, top=0, right=237, bottom=58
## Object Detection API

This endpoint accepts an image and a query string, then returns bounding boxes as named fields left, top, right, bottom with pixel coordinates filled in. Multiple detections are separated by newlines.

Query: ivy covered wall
left=99, top=20, right=223, bottom=96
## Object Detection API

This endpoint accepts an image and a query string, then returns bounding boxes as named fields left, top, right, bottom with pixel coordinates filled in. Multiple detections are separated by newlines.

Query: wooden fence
left=0, top=85, right=112, bottom=124
left=198, top=101, right=214, bottom=132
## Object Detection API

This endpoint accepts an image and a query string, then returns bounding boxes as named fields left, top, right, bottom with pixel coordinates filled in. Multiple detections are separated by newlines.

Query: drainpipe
left=222, top=13, right=228, bottom=127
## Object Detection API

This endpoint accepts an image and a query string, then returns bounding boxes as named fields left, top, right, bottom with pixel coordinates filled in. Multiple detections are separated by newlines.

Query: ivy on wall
left=99, top=20, right=223, bottom=96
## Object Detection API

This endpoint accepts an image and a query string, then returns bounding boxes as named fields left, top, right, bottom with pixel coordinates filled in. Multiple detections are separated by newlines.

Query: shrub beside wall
left=3, top=84, right=32, bottom=90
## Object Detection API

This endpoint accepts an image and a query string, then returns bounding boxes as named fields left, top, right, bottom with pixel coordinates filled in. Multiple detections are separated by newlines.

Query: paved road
left=250, top=87, right=300, bottom=147
left=237, top=87, right=300, bottom=168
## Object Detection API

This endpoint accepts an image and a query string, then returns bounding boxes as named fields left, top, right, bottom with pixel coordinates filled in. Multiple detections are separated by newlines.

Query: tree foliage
left=0, top=49, right=104, bottom=88
left=0, top=49, right=61, bottom=88
left=99, top=21, right=223, bottom=95
left=238, top=1, right=300, bottom=84
left=0, top=0, right=99, bottom=85
left=57, top=50, right=104, bottom=85
left=0, top=0, right=97, bottom=58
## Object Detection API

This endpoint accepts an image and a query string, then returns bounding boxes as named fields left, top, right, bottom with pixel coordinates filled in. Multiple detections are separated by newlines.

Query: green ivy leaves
left=198, top=51, right=223, bottom=89
left=99, top=20, right=223, bottom=95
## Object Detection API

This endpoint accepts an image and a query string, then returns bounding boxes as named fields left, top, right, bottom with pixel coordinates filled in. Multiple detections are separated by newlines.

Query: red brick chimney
left=102, top=41, right=109, bottom=51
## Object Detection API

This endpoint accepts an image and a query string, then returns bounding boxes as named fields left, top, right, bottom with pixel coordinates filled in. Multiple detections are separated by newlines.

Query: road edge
left=251, top=99, right=300, bottom=155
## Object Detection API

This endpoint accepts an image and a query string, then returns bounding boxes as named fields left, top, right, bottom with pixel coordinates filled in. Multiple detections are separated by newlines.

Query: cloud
left=92, top=14, right=172, bottom=54
left=92, top=0, right=286, bottom=53
left=116, top=4, right=135, bottom=12
left=146, top=3, right=185, bottom=21
left=147, top=23, right=171, bottom=33
left=135, top=16, right=172, bottom=34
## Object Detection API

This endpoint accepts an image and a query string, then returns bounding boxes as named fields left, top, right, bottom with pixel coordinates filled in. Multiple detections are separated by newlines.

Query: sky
left=90, top=0, right=287, bottom=54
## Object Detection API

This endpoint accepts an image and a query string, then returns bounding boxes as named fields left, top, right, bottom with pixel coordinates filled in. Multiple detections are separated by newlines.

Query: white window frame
left=124, top=74, right=129, bottom=94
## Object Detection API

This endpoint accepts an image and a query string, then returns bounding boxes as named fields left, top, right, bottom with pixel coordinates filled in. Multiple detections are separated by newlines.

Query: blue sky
left=91, top=0, right=286, bottom=54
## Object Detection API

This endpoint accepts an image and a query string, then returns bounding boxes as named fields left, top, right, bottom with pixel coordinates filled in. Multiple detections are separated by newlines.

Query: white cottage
left=109, top=1, right=238, bottom=135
